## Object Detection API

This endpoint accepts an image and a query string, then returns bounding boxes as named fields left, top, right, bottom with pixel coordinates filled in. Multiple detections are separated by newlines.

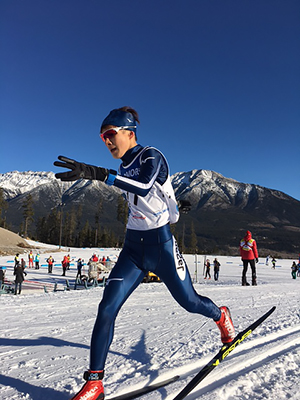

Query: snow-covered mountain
left=0, top=169, right=294, bottom=205
left=0, top=170, right=299, bottom=255
left=172, top=169, right=292, bottom=209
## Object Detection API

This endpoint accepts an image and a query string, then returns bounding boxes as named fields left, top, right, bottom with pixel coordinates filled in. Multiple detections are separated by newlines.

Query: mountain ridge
left=1, top=170, right=299, bottom=256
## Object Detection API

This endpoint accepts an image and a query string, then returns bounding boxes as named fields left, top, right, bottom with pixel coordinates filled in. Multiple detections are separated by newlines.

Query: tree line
left=0, top=188, right=199, bottom=253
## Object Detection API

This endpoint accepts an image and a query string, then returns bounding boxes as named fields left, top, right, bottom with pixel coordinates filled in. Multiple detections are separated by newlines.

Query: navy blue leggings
left=90, top=224, right=221, bottom=370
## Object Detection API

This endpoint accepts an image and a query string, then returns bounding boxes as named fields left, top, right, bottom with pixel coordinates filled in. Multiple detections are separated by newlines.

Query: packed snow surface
left=1, top=246, right=299, bottom=400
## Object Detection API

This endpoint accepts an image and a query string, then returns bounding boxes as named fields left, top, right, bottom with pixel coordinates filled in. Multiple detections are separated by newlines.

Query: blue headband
left=101, top=110, right=137, bottom=133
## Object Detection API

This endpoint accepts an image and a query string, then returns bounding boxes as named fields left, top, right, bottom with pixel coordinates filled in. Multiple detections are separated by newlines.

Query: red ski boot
left=71, top=370, right=104, bottom=400
left=215, top=306, right=235, bottom=344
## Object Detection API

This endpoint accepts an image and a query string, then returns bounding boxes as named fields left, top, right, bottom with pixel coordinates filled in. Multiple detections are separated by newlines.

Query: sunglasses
left=100, top=126, right=136, bottom=142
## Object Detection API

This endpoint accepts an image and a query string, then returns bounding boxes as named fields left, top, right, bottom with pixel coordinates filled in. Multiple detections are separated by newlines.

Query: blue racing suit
left=90, top=144, right=221, bottom=371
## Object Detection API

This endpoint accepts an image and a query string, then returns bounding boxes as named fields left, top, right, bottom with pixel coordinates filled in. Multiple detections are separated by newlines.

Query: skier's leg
left=250, top=259, right=257, bottom=285
left=90, top=247, right=145, bottom=371
left=156, top=236, right=235, bottom=343
left=242, top=260, right=249, bottom=285
left=156, top=236, right=221, bottom=320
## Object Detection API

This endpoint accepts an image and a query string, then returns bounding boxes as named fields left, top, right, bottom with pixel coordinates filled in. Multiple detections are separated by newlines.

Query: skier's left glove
left=178, top=200, right=192, bottom=213
left=54, top=155, right=117, bottom=183
left=255, top=258, right=259, bottom=263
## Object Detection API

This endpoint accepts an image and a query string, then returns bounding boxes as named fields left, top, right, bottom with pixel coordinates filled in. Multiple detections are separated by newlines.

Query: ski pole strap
left=83, top=370, right=104, bottom=381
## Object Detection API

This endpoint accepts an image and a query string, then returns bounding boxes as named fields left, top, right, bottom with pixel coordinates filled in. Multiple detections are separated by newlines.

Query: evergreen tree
left=63, top=207, right=77, bottom=247
left=189, top=221, right=198, bottom=254
left=47, top=208, right=61, bottom=244
left=76, top=204, right=83, bottom=231
left=0, top=188, right=8, bottom=228
left=117, top=195, right=128, bottom=226
left=79, top=220, right=92, bottom=247
left=94, top=200, right=103, bottom=246
left=22, top=194, right=34, bottom=237
left=100, top=228, right=110, bottom=248
left=36, top=216, right=48, bottom=243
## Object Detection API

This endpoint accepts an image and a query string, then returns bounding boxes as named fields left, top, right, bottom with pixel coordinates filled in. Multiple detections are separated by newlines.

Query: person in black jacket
left=213, top=258, right=220, bottom=281
left=14, top=264, right=27, bottom=295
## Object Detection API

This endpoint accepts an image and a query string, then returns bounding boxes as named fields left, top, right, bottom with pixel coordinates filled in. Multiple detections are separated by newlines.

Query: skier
left=271, top=257, right=276, bottom=269
left=54, top=106, right=235, bottom=400
left=239, top=230, right=259, bottom=286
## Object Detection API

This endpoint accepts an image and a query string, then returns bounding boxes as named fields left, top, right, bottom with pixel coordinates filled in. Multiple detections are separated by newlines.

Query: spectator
left=28, top=250, right=34, bottom=268
left=14, top=253, right=20, bottom=268
left=62, top=255, right=68, bottom=276
left=76, top=258, right=84, bottom=280
left=92, top=254, right=99, bottom=262
left=0, top=267, right=5, bottom=283
left=14, top=263, right=27, bottom=295
left=291, top=262, right=297, bottom=279
left=213, top=258, right=220, bottom=281
left=67, top=254, right=71, bottom=270
left=240, top=230, right=259, bottom=286
left=47, top=255, right=54, bottom=273
left=35, top=253, right=40, bottom=269
left=204, top=259, right=211, bottom=280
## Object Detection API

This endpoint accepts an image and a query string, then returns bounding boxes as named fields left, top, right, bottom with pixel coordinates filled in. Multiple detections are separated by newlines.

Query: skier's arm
left=112, top=149, right=163, bottom=197
left=253, top=240, right=259, bottom=260
left=54, top=156, right=117, bottom=183
left=54, top=150, right=164, bottom=197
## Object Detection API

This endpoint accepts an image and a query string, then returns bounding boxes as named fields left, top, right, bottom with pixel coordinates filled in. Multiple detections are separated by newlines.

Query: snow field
left=1, top=248, right=299, bottom=399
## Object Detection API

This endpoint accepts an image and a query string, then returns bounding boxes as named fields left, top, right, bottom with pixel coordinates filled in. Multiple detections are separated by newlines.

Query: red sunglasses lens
left=101, top=129, right=117, bottom=141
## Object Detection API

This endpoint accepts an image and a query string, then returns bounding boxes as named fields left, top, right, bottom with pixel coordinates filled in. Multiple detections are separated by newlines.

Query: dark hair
left=117, top=106, right=140, bottom=125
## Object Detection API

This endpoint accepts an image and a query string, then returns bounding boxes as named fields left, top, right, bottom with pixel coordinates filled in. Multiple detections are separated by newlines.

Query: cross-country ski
left=106, top=307, right=275, bottom=400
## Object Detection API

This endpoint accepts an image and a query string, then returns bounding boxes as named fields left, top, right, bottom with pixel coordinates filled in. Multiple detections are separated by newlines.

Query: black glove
left=54, top=156, right=110, bottom=182
left=178, top=200, right=192, bottom=213
left=256, top=258, right=259, bottom=263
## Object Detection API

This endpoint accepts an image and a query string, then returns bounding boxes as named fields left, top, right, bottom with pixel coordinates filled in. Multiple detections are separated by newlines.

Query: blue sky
left=1, top=0, right=299, bottom=200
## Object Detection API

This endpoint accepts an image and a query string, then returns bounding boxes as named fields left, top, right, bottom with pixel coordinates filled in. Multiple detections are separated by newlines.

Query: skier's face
left=101, top=126, right=136, bottom=159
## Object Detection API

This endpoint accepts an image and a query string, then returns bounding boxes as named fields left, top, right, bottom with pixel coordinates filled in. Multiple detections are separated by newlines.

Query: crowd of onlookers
left=0, top=251, right=115, bottom=295
left=1, top=246, right=300, bottom=295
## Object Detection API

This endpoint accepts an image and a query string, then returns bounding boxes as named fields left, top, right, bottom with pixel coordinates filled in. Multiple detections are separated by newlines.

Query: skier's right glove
left=255, top=258, right=259, bottom=263
left=54, top=155, right=116, bottom=183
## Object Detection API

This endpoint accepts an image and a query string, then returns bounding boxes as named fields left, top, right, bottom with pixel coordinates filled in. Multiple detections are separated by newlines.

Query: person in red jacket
left=62, top=255, right=68, bottom=276
left=240, top=230, right=259, bottom=286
